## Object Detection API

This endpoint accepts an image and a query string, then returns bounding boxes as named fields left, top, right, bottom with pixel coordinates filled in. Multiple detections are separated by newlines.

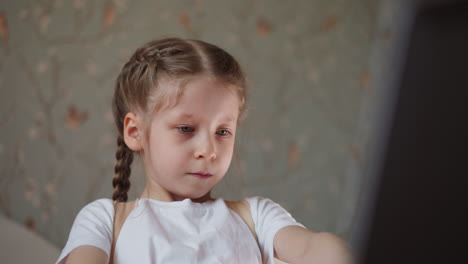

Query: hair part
left=111, top=37, right=248, bottom=202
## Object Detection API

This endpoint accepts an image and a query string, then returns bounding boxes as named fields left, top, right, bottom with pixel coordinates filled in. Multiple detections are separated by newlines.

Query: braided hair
left=111, top=37, right=247, bottom=202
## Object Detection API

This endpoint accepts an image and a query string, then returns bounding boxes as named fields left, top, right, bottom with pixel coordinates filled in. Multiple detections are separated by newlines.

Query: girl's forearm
left=293, top=232, right=354, bottom=264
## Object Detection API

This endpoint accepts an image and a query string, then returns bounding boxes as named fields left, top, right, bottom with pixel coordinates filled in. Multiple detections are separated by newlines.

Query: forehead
left=156, top=76, right=240, bottom=122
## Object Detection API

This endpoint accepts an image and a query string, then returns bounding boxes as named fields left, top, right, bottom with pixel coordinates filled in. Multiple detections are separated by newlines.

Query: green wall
left=0, top=0, right=390, bottom=248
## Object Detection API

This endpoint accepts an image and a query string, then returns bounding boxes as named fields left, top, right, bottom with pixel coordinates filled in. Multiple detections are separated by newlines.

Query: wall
left=0, top=0, right=382, bottom=249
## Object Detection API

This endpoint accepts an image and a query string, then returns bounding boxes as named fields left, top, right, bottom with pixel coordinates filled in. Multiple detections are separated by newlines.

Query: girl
left=56, top=37, right=353, bottom=264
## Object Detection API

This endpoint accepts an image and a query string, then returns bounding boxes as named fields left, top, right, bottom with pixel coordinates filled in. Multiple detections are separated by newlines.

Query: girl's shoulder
left=223, top=196, right=277, bottom=207
left=56, top=199, right=115, bottom=264
left=76, top=198, right=137, bottom=221
left=227, top=196, right=290, bottom=218
left=72, top=198, right=115, bottom=228
left=242, top=196, right=279, bottom=209
left=79, top=198, right=114, bottom=216
left=223, top=196, right=277, bottom=205
left=241, top=196, right=303, bottom=227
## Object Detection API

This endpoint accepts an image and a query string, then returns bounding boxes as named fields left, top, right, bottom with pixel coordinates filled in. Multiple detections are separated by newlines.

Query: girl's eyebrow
left=173, top=113, right=194, bottom=120
left=220, top=116, right=236, bottom=123
left=174, top=113, right=236, bottom=123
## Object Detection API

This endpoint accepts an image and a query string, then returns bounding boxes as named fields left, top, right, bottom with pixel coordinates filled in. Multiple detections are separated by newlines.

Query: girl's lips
left=188, top=172, right=213, bottom=178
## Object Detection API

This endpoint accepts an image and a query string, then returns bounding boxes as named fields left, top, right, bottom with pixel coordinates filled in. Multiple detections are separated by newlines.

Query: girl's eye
left=217, top=129, right=231, bottom=136
left=177, top=126, right=194, bottom=133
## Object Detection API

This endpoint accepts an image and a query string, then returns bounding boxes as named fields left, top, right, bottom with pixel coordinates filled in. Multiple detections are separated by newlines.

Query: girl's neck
left=140, top=187, right=214, bottom=203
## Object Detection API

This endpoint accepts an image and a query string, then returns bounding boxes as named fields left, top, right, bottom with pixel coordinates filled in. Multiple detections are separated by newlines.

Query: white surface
left=0, top=214, right=60, bottom=264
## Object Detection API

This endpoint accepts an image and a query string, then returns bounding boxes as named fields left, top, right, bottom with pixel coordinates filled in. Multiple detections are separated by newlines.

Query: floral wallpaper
left=0, top=0, right=385, bottom=249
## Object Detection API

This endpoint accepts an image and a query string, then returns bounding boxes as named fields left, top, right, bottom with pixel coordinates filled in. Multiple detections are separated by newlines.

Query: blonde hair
left=111, top=37, right=247, bottom=202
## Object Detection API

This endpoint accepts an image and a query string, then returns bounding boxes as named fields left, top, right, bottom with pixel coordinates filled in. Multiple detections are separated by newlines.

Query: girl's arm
left=66, top=245, right=107, bottom=264
left=274, top=226, right=354, bottom=264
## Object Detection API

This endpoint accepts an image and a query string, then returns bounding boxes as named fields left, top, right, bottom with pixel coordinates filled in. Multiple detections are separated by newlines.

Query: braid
left=112, top=134, right=134, bottom=202
left=132, top=47, right=162, bottom=65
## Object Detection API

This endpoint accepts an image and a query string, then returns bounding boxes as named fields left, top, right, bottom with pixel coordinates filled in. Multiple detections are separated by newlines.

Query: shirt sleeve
left=55, top=198, right=114, bottom=264
left=245, top=196, right=305, bottom=264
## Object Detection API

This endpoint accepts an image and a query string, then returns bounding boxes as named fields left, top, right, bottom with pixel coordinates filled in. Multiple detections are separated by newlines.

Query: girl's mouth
left=188, top=172, right=213, bottom=178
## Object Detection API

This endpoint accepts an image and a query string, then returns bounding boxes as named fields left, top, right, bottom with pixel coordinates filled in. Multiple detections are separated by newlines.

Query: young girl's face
left=141, top=76, right=240, bottom=201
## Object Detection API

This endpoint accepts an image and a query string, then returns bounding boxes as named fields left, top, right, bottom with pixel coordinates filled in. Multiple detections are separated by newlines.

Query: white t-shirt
left=56, top=196, right=304, bottom=264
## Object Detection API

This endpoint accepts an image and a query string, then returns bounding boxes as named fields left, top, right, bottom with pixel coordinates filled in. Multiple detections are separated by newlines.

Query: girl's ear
left=123, top=112, right=143, bottom=151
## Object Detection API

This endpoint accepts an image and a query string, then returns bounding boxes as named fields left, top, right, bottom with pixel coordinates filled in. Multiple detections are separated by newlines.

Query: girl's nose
left=194, top=135, right=217, bottom=160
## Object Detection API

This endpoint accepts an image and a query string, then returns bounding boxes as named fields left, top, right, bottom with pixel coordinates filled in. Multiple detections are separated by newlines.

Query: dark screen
left=360, top=1, right=468, bottom=263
